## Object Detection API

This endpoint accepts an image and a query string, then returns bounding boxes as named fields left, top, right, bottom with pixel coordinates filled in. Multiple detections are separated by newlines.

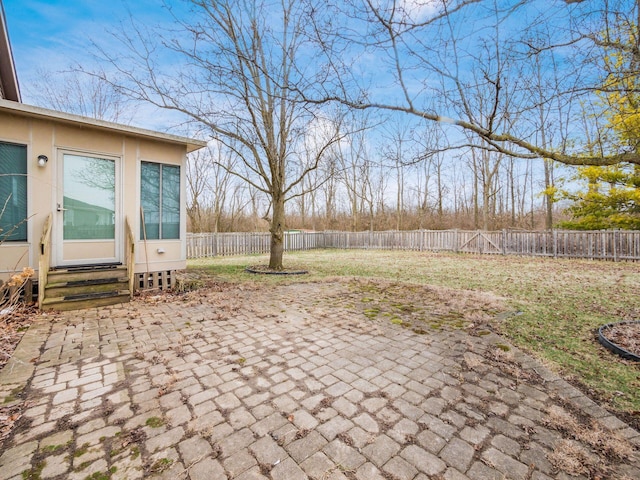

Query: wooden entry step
left=41, top=266, right=131, bottom=311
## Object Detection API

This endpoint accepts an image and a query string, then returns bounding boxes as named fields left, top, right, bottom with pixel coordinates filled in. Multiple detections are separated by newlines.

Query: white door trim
left=54, top=149, right=122, bottom=267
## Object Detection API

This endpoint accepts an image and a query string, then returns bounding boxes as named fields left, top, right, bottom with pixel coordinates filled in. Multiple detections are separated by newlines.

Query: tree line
left=185, top=119, right=568, bottom=233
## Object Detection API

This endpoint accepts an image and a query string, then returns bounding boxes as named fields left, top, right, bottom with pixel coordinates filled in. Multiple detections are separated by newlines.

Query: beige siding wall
left=0, top=109, right=188, bottom=281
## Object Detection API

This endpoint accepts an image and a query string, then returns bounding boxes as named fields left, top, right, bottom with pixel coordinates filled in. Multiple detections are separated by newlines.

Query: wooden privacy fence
left=187, top=231, right=327, bottom=258
left=187, top=229, right=640, bottom=262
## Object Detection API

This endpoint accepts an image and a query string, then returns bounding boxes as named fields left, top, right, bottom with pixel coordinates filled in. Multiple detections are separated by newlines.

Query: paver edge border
left=0, top=318, right=51, bottom=393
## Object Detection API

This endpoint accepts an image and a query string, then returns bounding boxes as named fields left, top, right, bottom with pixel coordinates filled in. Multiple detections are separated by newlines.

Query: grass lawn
left=188, top=249, right=640, bottom=418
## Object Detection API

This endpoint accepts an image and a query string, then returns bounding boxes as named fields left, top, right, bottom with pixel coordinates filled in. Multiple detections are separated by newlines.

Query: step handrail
left=124, top=216, right=135, bottom=298
left=38, top=213, right=53, bottom=308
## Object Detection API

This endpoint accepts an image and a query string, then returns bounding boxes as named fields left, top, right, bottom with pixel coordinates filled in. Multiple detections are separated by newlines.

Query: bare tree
left=291, top=139, right=328, bottom=230
left=93, top=0, right=344, bottom=269
left=186, top=142, right=237, bottom=233
left=307, top=0, right=640, bottom=167
left=381, top=121, right=414, bottom=230
left=226, top=183, right=252, bottom=232
left=335, top=116, right=374, bottom=231
left=412, top=159, right=431, bottom=228
left=185, top=149, right=210, bottom=233
left=337, top=140, right=363, bottom=232
left=412, top=121, right=451, bottom=227
left=26, top=67, right=132, bottom=123
left=520, top=25, right=575, bottom=229
left=318, top=152, right=339, bottom=229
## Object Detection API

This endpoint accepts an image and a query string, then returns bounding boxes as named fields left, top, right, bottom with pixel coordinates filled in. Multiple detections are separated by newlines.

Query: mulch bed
left=600, top=322, right=640, bottom=358
left=245, top=265, right=309, bottom=275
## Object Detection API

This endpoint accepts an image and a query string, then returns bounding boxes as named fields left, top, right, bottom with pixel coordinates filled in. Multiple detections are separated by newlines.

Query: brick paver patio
left=0, top=281, right=638, bottom=479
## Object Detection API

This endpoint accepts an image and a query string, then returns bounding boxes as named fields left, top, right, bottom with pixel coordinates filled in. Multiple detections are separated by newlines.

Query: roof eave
left=0, top=0, right=21, bottom=102
left=0, top=99, right=207, bottom=152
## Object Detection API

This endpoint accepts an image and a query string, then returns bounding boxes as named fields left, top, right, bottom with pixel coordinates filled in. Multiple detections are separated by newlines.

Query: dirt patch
left=548, top=439, right=601, bottom=478
left=136, top=279, right=235, bottom=304
left=0, top=403, right=23, bottom=449
left=545, top=401, right=636, bottom=478
left=346, top=278, right=504, bottom=331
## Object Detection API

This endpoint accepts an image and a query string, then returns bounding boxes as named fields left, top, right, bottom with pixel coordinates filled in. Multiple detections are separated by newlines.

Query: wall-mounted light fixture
left=37, top=155, right=48, bottom=167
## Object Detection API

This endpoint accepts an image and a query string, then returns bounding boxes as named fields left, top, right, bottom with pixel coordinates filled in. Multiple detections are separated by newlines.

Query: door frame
left=54, top=149, right=123, bottom=267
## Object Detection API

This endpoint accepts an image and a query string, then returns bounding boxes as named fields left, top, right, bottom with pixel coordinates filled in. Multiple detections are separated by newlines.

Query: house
left=0, top=2, right=206, bottom=310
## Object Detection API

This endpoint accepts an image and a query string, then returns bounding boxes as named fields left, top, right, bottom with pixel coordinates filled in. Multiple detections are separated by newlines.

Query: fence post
left=501, top=229, right=506, bottom=255
left=454, top=230, right=459, bottom=253
left=553, top=230, right=557, bottom=259
left=613, top=229, right=618, bottom=262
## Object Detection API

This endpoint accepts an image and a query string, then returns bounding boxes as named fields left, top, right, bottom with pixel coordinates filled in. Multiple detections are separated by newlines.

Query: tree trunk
left=544, top=159, right=553, bottom=229
left=299, top=193, right=306, bottom=229
left=506, top=159, right=513, bottom=226
left=472, top=155, right=480, bottom=229
left=396, top=161, right=403, bottom=231
left=310, top=186, right=317, bottom=231
left=269, top=194, right=285, bottom=270
left=482, top=183, right=490, bottom=231
left=436, top=161, right=443, bottom=224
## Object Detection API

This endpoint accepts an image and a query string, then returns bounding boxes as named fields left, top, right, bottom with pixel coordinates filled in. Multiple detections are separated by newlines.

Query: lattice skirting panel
left=135, top=270, right=176, bottom=291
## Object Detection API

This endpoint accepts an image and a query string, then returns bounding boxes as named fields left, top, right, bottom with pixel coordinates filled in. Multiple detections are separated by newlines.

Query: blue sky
left=1, top=0, right=609, bottom=156
left=2, top=0, right=596, bottom=213
left=6, top=0, right=133, bottom=77
left=3, top=0, right=184, bottom=130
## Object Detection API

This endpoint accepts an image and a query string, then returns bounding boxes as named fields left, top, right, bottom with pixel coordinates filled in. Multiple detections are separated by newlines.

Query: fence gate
left=457, top=231, right=503, bottom=255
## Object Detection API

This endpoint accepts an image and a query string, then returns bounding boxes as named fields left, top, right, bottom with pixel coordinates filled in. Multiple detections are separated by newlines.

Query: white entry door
left=56, top=152, right=120, bottom=266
